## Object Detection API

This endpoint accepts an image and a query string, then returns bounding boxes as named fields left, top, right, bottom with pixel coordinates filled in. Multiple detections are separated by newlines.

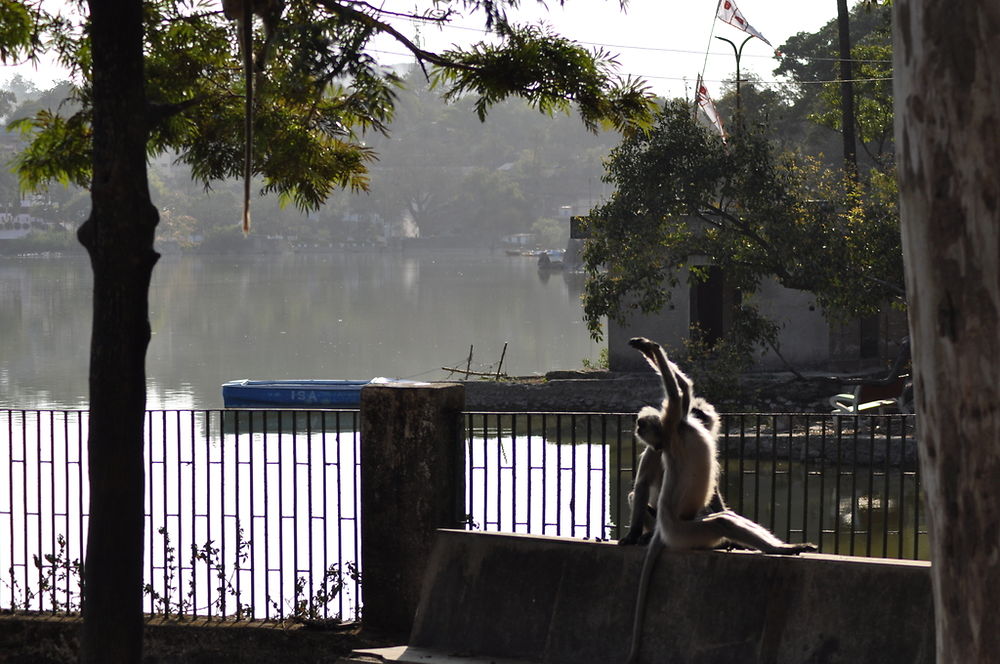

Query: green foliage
left=770, top=2, right=893, bottom=171
left=581, top=347, right=609, bottom=371
left=433, top=22, right=655, bottom=136
left=9, top=109, right=92, bottom=188
left=531, top=216, right=567, bottom=248
left=581, top=98, right=904, bottom=358
left=2, top=0, right=656, bottom=220
left=675, top=330, right=752, bottom=408
left=813, top=40, right=894, bottom=170
left=0, top=0, right=38, bottom=63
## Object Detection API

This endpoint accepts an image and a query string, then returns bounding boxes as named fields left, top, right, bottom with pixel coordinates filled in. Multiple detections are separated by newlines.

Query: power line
left=366, top=48, right=893, bottom=87
left=388, top=14, right=893, bottom=66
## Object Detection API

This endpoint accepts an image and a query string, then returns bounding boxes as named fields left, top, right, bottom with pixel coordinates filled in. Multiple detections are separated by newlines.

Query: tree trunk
left=78, top=1, right=158, bottom=662
left=836, top=0, right=857, bottom=171
left=893, top=2, right=1000, bottom=661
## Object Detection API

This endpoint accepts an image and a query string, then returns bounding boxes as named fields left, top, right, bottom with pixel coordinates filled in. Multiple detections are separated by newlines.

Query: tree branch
left=314, top=0, right=475, bottom=74
left=148, top=96, right=207, bottom=123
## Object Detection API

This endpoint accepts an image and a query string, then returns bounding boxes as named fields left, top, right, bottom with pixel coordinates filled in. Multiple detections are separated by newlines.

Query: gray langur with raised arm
left=618, top=369, right=726, bottom=546
left=624, top=337, right=816, bottom=664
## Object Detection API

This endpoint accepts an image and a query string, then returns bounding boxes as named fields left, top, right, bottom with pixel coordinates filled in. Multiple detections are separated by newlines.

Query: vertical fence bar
left=262, top=411, right=272, bottom=620
left=818, top=417, right=828, bottom=553
left=5, top=411, right=12, bottom=605
left=353, top=411, right=362, bottom=620
left=569, top=415, right=577, bottom=536
left=912, top=462, right=921, bottom=560
left=833, top=418, right=843, bottom=555
left=849, top=417, right=859, bottom=556
left=785, top=415, right=794, bottom=542
left=46, top=411, right=55, bottom=608
left=737, top=416, right=746, bottom=515
left=160, top=410, right=169, bottom=612
left=585, top=415, right=594, bottom=540
left=556, top=415, right=563, bottom=536
left=541, top=413, right=549, bottom=535
left=324, top=412, right=334, bottom=620
left=801, top=415, right=811, bottom=546
left=865, top=418, right=876, bottom=556
left=77, top=412, right=85, bottom=597
left=525, top=414, right=533, bottom=534
left=304, top=412, right=313, bottom=617
left=481, top=415, right=489, bottom=530
left=22, top=411, right=30, bottom=609
left=280, top=412, right=289, bottom=620
left=62, top=412, right=71, bottom=608
left=882, top=416, right=893, bottom=557
left=768, top=415, right=776, bottom=532
left=32, top=411, right=41, bottom=611
left=143, top=410, right=153, bottom=613
left=511, top=414, right=518, bottom=533
left=465, top=414, right=474, bottom=529
left=495, top=414, right=503, bottom=532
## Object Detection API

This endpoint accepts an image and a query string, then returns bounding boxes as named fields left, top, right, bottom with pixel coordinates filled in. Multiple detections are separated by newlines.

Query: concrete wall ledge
left=345, top=530, right=934, bottom=664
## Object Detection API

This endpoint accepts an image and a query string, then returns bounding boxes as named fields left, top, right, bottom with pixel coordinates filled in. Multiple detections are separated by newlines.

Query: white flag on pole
left=695, top=77, right=726, bottom=141
left=716, top=0, right=772, bottom=46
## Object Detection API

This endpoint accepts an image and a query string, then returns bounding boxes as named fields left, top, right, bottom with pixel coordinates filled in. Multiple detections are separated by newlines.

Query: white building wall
left=607, top=275, right=833, bottom=372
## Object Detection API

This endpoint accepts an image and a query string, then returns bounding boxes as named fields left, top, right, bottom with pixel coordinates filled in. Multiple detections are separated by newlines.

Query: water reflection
left=1, top=251, right=603, bottom=409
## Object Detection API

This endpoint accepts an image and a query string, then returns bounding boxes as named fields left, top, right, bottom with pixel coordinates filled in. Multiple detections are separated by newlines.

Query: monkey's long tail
left=626, top=532, right=663, bottom=664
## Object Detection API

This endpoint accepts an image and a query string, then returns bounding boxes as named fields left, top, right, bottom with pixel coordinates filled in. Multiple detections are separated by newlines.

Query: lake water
left=0, top=249, right=603, bottom=409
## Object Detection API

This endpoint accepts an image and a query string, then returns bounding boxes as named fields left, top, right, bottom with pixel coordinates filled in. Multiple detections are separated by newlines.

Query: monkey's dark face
left=636, top=409, right=664, bottom=450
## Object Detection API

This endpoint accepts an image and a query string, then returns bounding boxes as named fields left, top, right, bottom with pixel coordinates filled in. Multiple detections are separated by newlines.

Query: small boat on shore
left=222, top=378, right=407, bottom=408
left=537, top=249, right=565, bottom=270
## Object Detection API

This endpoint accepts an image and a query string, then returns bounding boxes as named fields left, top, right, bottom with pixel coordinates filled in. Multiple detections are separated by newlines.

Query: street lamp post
left=715, top=34, right=753, bottom=124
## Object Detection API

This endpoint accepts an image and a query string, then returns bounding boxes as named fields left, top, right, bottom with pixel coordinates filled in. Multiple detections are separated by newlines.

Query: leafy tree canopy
left=581, top=99, right=903, bottom=349
left=3, top=0, right=656, bottom=209
left=772, top=1, right=892, bottom=170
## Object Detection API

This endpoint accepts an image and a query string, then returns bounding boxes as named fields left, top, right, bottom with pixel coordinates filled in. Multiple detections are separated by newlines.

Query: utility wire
left=366, top=48, right=892, bottom=86
left=383, top=12, right=893, bottom=65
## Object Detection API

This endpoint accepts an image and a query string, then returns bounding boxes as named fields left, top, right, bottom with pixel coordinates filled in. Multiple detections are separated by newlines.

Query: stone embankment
left=461, top=371, right=839, bottom=413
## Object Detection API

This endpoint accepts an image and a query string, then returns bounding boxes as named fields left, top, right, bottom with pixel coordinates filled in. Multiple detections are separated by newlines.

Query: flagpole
left=700, top=0, right=724, bottom=88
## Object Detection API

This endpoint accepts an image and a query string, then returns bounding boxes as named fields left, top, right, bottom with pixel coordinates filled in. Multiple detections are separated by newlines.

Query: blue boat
left=222, top=378, right=400, bottom=408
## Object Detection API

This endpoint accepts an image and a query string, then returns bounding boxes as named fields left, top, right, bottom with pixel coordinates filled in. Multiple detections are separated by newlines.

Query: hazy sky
left=2, top=0, right=842, bottom=99
left=372, top=0, right=842, bottom=99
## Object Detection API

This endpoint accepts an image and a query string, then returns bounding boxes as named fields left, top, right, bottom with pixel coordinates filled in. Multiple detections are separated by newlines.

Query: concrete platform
left=340, top=530, right=934, bottom=664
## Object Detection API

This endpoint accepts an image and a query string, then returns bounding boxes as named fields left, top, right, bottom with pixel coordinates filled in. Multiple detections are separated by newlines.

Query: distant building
left=606, top=265, right=907, bottom=373
left=575, top=213, right=907, bottom=373
left=501, top=233, right=536, bottom=247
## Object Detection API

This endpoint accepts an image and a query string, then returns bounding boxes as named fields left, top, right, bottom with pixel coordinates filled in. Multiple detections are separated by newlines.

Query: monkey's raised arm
left=628, top=337, right=691, bottom=423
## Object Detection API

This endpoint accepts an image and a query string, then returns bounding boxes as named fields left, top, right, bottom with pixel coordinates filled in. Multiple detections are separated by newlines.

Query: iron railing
left=1, top=408, right=926, bottom=620
left=1, top=409, right=362, bottom=621
left=464, top=411, right=925, bottom=559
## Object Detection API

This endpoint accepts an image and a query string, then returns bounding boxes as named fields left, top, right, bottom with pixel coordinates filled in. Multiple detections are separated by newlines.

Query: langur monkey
left=221, top=0, right=283, bottom=234
left=624, top=337, right=816, bottom=664
left=619, top=388, right=726, bottom=546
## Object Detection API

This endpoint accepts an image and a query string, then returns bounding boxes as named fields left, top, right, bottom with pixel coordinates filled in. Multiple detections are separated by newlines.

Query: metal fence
left=464, top=411, right=926, bottom=559
left=1, top=409, right=362, bottom=622
left=1, top=408, right=926, bottom=621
